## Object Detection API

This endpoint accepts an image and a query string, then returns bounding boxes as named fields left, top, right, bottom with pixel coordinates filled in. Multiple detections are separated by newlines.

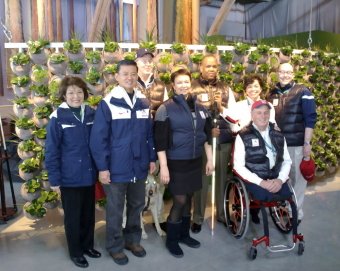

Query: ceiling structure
left=201, top=0, right=277, bottom=7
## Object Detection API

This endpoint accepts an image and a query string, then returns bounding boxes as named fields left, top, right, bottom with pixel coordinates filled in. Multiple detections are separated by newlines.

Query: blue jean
left=103, top=180, right=145, bottom=253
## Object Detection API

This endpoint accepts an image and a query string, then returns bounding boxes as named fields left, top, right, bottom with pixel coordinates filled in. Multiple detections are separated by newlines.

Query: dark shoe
left=125, top=243, right=146, bottom=258
left=84, top=248, right=101, bottom=258
left=110, top=252, right=128, bottom=265
left=71, top=256, right=89, bottom=268
left=179, top=237, right=200, bottom=248
left=190, top=223, right=201, bottom=234
left=166, top=220, right=184, bottom=258
left=298, top=219, right=302, bottom=226
left=152, top=222, right=167, bottom=232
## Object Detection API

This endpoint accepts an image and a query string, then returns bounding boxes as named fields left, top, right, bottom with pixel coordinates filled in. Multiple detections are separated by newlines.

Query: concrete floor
left=0, top=169, right=339, bottom=271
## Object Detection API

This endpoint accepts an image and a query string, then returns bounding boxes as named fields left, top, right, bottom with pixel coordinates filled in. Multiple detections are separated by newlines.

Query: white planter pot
left=18, top=169, right=34, bottom=181
left=41, top=180, right=51, bottom=191
left=66, top=51, right=85, bottom=61
left=12, top=85, right=31, bottom=97
left=23, top=202, right=46, bottom=220
left=17, top=144, right=35, bottom=160
left=10, top=62, right=31, bottom=76
left=13, top=104, right=33, bottom=118
left=33, top=116, right=49, bottom=128
left=15, top=127, right=33, bottom=140
left=29, top=49, right=49, bottom=65
left=87, top=83, right=104, bottom=96
left=102, top=51, right=123, bottom=64
left=43, top=200, right=59, bottom=209
left=35, top=137, right=46, bottom=147
left=33, top=96, right=49, bottom=106
left=20, top=184, right=41, bottom=202
left=103, top=73, right=117, bottom=85
left=47, top=60, right=67, bottom=75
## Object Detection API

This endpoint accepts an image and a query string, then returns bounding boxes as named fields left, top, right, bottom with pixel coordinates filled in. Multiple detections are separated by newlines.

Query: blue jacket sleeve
left=45, top=117, right=62, bottom=186
left=301, top=88, right=317, bottom=128
left=89, top=100, right=112, bottom=171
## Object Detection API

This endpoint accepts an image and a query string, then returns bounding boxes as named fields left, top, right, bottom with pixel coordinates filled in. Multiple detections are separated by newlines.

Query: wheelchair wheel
left=269, top=181, right=297, bottom=233
left=249, top=246, right=257, bottom=260
left=298, top=241, right=305, bottom=255
left=224, top=178, right=250, bottom=239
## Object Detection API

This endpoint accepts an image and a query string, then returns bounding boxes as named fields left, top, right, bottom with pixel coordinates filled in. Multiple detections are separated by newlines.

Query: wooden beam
left=132, top=1, right=138, bottom=42
left=56, top=0, right=63, bottom=41
left=207, top=0, right=235, bottom=36
left=147, top=0, right=158, bottom=41
left=175, top=0, right=192, bottom=44
left=47, top=0, right=54, bottom=41
left=69, top=0, right=75, bottom=34
left=89, top=0, right=112, bottom=42
left=37, top=0, right=47, bottom=38
left=31, top=0, right=38, bottom=40
left=192, top=0, right=200, bottom=44
left=6, top=0, right=24, bottom=42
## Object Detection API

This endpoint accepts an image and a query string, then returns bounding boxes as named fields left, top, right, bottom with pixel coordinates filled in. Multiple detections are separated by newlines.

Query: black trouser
left=60, top=185, right=95, bottom=258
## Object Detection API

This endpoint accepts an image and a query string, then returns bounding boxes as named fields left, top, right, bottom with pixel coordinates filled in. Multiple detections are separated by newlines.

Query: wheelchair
left=223, top=176, right=305, bottom=260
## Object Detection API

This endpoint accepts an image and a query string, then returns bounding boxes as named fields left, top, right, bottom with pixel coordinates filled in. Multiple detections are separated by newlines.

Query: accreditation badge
left=252, top=138, right=259, bottom=147
left=273, top=99, right=279, bottom=106
left=200, top=93, right=209, bottom=102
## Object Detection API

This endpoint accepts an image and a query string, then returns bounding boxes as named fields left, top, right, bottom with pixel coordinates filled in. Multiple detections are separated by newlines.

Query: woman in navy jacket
left=154, top=69, right=214, bottom=258
left=45, top=76, right=101, bottom=268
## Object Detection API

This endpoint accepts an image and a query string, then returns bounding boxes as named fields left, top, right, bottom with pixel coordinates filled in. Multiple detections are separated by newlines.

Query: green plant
left=219, top=73, right=234, bottom=83
left=31, top=66, right=49, bottom=82
left=33, top=128, right=47, bottom=139
left=290, top=54, right=302, bottom=66
left=97, top=198, right=107, bottom=207
left=234, top=42, right=250, bottom=55
left=159, top=53, right=173, bottom=65
left=11, top=75, right=30, bottom=87
left=257, top=63, right=270, bottom=73
left=191, top=72, right=200, bottom=79
left=280, top=46, right=293, bottom=56
left=49, top=95, right=62, bottom=107
left=38, top=190, right=59, bottom=203
left=85, top=68, right=101, bottom=84
left=171, top=42, right=187, bottom=54
left=233, top=82, right=244, bottom=93
left=301, top=49, right=311, bottom=58
left=10, top=52, right=30, bottom=65
left=27, top=38, right=50, bottom=54
left=63, top=37, right=83, bottom=54
left=220, top=51, right=233, bottom=64
left=104, top=41, right=119, bottom=52
left=13, top=96, right=31, bottom=108
left=85, top=50, right=101, bottom=64
left=34, top=104, right=53, bottom=119
left=48, top=80, right=60, bottom=96
left=86, top=95, right=103, bottom=107
left=18, top=139, right=37, bottom=152
left=18, top=157, right=40, bottom=173
left=15, top=117, right=35, bottom=129
left=124, top=52, right=136, bottom=60
left=205, top=44, right=218, bottom=54
left=24, top=199, right=47, bottom=218
left=231, top=63, right=245, bottom=74
left=190, top=53, right=204, bottom=64
left=68, top=61, right=84, bottom=74
left=24, top=178, right=41, bottom=193
left=30, top=84, right=50, bottom=97
left=257, top=44, right=270, bottom=55
left=48, top=53, right=67, bottom=64
left=103, top=64, right=118, bottom=74
left=139, top=28, right=157, bottom=52
left=248, top=50, right=261, bottom=64
left=159, top=72, right=171, bottom=84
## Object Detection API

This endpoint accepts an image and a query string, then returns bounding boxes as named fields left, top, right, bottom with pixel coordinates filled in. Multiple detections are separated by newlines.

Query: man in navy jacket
left=90, top=60, right=156, bottom=266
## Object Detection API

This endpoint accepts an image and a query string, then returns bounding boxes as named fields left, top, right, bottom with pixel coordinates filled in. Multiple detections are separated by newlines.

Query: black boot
left=179, top=216, right=200, bottom=248
left=166, top=220, right=184, bottom=258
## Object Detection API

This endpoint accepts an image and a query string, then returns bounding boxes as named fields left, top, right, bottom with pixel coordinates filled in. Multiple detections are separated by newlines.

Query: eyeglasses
left=278, top=71, right=294, bottom=75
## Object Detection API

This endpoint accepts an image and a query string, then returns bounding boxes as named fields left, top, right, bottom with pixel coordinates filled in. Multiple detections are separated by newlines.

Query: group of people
left=44, top=49, right=317, bottom=268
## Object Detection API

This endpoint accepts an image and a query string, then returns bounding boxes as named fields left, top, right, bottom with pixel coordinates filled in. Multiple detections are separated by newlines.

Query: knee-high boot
left=166, top=220, right=184, bottom=258
left=179, top=216, right=200, bottom=248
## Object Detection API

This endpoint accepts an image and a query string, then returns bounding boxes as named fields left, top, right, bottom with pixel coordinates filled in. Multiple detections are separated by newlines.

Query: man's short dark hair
left=59, top=76, right=89, bottom=101
left=116, top=59, right=138, bottom=73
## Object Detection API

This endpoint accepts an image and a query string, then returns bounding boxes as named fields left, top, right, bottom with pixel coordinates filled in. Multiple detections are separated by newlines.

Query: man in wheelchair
left=233, top=100, right=292, bottom=224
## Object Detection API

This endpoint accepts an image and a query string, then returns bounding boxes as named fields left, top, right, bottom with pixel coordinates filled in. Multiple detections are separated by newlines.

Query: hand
left=260, top=179, right=282, bottom=193
left=212, top=127, right=220, bottom=138
left=99, top=170, right=111, bottom=184
left=205, top=160, right=214, bottom=176
left=149, top=162, right=156, bottom=174
left=159, top=166, right=170, bottom=185
left=303, top=144, right=312, bottom=159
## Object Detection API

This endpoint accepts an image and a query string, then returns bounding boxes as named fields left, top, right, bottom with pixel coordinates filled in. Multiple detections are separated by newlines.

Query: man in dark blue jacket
left=267, top=63, right=317, bottom=223
left=90, top=60, right=156, bottom=266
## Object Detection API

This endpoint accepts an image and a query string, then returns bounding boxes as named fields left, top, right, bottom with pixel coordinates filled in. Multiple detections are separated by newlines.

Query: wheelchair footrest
left=267, top=243, right=296, bottom=253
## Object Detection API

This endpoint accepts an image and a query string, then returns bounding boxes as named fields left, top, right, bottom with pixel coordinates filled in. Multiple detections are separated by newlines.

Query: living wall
left=8, top=39, right=339, bottom=219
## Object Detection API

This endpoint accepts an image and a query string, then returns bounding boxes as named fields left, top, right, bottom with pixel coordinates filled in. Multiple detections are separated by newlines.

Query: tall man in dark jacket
left=90, top=60, right=156, bottom=266
left=191, top=55, right=236, bottom=233
left=267, top=63, right=317, bottom=223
